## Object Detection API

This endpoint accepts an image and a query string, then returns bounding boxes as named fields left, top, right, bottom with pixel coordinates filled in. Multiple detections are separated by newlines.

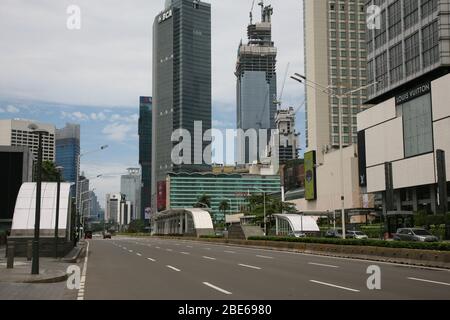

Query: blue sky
left=0, top=0, right=305, bottom=206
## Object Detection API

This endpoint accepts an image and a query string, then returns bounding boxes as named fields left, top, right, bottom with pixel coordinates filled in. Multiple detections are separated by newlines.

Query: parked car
left=325, top=229, right=342, bottom=238
left=288, top=231, right=307, bottom=238
left=84, top=231, right=93, bottom=239
left=346, top=230, right=368, bottom=240
left=103, top=232, right=112, bottom=239
left=393, top=228, right=438, bottom=242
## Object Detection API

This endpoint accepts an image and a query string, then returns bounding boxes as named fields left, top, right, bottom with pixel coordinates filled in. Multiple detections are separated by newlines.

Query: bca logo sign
left=159, top=9, right=173, bottom=23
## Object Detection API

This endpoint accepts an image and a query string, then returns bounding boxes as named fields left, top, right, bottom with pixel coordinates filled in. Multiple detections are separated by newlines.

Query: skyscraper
left=139, top=96, right=152, bottom=220
left=303, top=0, right=369, bottom=162
left=56, top=123, right=80, bottom=184
left=0, top=119, right=55, bottom=162
left=236, top=2, right=277, bottom=163
left=120, top=168, right=141, bottom=221
left=152, top=0, right=212, bottom=212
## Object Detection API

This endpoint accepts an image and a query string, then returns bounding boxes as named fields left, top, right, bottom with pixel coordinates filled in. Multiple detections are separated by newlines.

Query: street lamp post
left=291, top=73, right=378, bottom=239
left=28, top=124, right=48, bottom=275
left=54, top=166, right=63, bottom=258
left=75, top=145, right=108, bottom=243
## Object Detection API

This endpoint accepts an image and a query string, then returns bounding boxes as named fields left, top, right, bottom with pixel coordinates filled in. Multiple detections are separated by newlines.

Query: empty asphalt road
left=81, top=237, right=450, bottom=300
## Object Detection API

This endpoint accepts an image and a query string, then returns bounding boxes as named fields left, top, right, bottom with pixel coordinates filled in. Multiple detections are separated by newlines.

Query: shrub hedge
left=199, top=235, right=224, bottom=239
left=247, top=236, right=450, bottom=251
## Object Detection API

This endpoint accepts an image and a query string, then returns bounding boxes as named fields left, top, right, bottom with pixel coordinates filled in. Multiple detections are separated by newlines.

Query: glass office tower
left=139, top=96, right=152, bottom=220
left=56, top=123, right=80, bottom=184
left=152, top=0, right=212, bottom=212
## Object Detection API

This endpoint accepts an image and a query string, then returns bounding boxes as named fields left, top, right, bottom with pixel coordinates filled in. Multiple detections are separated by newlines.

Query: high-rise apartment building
left=139, top=96, right=152, bottom=220
left=152, top=0, right=212, bottom=212
left=275, top=107, right=300, bottom=163
left=0, top=119, right=55, bottom=162
left=56, top=123, right=80, bottom=184
left=236, top=2, right=277, bottom=163
left=304, top=0, right=369, bottom=162
left=120, top=168, right=141, bottom=221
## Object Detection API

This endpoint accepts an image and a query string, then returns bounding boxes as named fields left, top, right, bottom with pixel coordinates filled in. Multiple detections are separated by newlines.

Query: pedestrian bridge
left=151, top=208, right=215, bottom=238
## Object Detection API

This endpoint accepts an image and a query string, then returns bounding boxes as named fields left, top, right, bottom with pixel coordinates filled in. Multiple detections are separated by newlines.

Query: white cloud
left=6, top=105, right=19, bottom=113
left=90, top=112, right=107, bottom=121
left=0, top=107, right=4, bottom=113
left=109, top=113, right=139, bottom=123
left=102, top=123, right=133, bottom=142
left=61, top=110, right=90, bottom=121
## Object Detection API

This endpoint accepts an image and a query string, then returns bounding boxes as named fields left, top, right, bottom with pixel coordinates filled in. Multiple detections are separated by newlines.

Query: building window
left=404, top=0, right=419, bottom=30
left=421, top=0, right=438, bottom=18
left=422, top=21, right=439, bottom=68
left=401, top=93, right=433, bottom=158
left=374, top=10, right=387, bottom=48
left=405, top=32, right=420, bottom=76
left=388, top=1, right=402, bottom=40
left=389, top=42, right=403, bottom=84
left=375, top=51, right=388, bottom=90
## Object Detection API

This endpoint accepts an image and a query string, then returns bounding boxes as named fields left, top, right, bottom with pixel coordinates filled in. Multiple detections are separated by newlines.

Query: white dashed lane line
left=203, top=282, right=232, bottom=295
left=310, top=280, right=360, bottom=292
left=238, top=263, right=262, bottom=270
left=147, top=258, right=156, bottom=262
left=167, top=265, right=181, bottom=272
left=256, top=255, right=274, bottom=259
left=203, top=256, right=217, bottom=260
left=407, top=277, right=450, bottom=287
left=308, top=262, right=339, bottom=268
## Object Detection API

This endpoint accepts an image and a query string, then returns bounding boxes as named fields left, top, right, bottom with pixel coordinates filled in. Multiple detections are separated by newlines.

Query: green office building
left=167, top=172, right=281, bottom=222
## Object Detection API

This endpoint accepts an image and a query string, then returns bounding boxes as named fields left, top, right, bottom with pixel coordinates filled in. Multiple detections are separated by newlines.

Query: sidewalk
left=0, top=243, right=85, bottom=300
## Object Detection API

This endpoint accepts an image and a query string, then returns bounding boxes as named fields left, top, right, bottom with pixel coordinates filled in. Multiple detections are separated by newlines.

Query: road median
left=120, top=234, right=450, bottom=269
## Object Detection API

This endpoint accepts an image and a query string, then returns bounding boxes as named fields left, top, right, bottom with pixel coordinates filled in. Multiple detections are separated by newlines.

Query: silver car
left=394, top=228, right=438, bottom=242
left=346, top=230, right=369, bottom=240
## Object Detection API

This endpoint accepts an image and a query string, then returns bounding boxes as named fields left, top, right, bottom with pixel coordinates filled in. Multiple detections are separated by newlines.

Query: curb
left=21, top=272, right=68, bottom=284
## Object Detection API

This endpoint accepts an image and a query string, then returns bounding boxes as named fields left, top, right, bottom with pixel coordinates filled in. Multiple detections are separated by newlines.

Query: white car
left=346, top=230, right=368, bottom=240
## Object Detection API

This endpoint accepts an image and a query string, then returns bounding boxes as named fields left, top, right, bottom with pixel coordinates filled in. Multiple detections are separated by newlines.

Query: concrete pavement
left=82, top=237, right=450, bottom=300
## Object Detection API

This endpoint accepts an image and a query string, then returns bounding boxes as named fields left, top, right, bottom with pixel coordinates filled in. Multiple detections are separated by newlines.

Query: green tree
left=245, top=194, right=297, bottom=226
left=128, top=220, right=145, bottom=233
left=193, top=194, right=211, bottom=209
left=38, top=160, right=62, bottom=182
left=219, top=200, right=230, bottom=216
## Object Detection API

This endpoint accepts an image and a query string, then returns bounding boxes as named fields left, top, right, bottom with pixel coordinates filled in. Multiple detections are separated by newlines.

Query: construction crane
left=249, top=0, right=256, bottom=24
left=275, top=62, right=290, bottom=109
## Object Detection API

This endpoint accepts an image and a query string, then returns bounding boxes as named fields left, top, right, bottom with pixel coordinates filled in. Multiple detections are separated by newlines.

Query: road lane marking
left=167, top=265, right=181, bottom=272
left=238, top=263, right=261, bottom=270
left=187, top=245, right=193, bottom=248
left=166, top=249, right=173, bottom=252
left=308, top=262, right=339, bottom=268
left=156, top=246, right=161, bottom=249
left=203, top=282, right=232, bottom=295
left=224, top=251, right=236, bottom=254
left=136, top=253, right=142, bottom=257
left=310, top=280, right=360, bottom=292
left=204, top=248, right=211, bottom=250
left=203, top=256, right=216, bottom=260
left=123, top=247, right=127, bottom=250
left=147, top=258, right=156, bottom=262
left=180, top=252, right=190, bottom=255
left=128, top=250, right=133, bottom=253
left=256, top=255, right=274, bottom=259
left=407, top=277, right=450, bottom=287
left=77, top=241, right=90, bottom=301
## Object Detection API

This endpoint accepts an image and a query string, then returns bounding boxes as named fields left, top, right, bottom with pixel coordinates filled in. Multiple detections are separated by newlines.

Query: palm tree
left=219, top=200, right=230, bottom=216
left=193, top=194, right=211, bottom=209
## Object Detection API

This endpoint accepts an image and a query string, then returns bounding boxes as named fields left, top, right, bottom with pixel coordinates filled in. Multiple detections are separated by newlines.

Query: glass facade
left=400, top=93, right=433, bottom=157
left=55, top=123, right=80, bottom=184
left=168, top=173, right=281, bottom=222
left=152, top=0, right=212, bottom=211
left=139, top=96, right=152, bottom=220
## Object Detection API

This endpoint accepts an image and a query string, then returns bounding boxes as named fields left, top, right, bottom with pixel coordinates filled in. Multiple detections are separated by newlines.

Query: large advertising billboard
left=304, top=151, right=317, bottom=201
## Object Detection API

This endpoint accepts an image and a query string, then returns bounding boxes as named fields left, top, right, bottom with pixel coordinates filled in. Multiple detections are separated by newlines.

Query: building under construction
left=236, top=1, right=277, bottom=163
